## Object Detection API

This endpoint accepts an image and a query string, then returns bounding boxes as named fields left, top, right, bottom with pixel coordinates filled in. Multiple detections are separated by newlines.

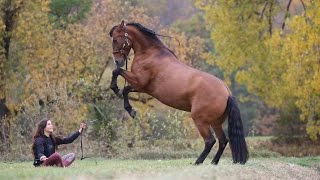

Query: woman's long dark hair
left=31, top=117, right=61, bottom=157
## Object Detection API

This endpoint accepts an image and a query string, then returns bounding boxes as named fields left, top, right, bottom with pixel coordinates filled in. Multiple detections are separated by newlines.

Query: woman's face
left=44, top=120, right=54, bottom=134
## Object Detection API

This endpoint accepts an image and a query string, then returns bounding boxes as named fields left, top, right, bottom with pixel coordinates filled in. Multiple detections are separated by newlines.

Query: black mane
left=127, top=22, right=160, bottom=41
left=109, top=22, right=160, bottom=41
left=109, top=22, right=177, bottom=57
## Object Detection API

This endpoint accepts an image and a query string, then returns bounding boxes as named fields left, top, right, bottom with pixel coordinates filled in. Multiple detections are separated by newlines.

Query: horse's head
left=109, top=20, right=132, bottom=68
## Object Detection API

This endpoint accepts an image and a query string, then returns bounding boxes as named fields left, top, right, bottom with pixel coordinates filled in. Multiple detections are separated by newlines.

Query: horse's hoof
left=130, top=110, right=136, bottom=118
left=211, top=160, right=218, bottom=165
left=117, top=89, right=123, bottom=98
left=194, top=162, right=202, bottom=165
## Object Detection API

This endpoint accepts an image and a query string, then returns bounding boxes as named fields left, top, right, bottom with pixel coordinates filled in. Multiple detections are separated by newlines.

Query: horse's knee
left=112, top=68, right=123, bottom=76
left=194, top=122, right=212, bottom=141
left=112, top=69, right=118, bottom=76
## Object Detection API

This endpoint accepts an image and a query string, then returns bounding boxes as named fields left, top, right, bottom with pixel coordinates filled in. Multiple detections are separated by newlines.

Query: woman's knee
left=51, top=152, right=63, bottom=160
left=44, top=153, right=64, bottom=167
left=63, top=153, right=76, bottom=160
left=51, top=152, right=61, bottom=157
left=62, top=152, right=76, bottom=167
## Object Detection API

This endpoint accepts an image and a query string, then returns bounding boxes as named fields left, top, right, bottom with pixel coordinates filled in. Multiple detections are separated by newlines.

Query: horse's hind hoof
left=211, top=160, right=219, bottom=165
left=129, top=110, right=136, bottom=119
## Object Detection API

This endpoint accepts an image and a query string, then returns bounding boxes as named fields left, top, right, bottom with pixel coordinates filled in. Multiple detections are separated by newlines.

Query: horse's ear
left=119, top=20, right=125, bottom=30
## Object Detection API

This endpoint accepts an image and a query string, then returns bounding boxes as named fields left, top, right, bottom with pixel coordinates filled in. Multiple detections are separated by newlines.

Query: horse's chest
left=132, top=65, right=155, bottom=88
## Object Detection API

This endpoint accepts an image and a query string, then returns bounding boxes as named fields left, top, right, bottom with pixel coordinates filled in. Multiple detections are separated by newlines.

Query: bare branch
left=128, top=96, right=153, bottom=104
left=260, top=2, right=269, bottom=20
left=299, top=0, right=306, bottom=11
left=92, top=103, right=108, bottom=121
left=96, top=62, right=108, bottom=86
left=268, top=0, right=274, bottom=35
left=282, top=0, right=293, bottom=30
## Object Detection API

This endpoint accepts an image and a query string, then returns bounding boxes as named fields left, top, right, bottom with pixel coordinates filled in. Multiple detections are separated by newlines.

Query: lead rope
left=80, top=128, right=86, bottom=160
left=124, top=57, right=128, bottom=88
left=80, top=126, right=98, bottom=165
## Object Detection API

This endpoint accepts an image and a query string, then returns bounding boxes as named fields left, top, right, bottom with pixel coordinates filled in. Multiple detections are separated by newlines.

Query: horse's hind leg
left=194, top=122, right=216, bottom=165
left=211, top=125, right=228, bottom=165
left=123, top=85, right=137, bottom=118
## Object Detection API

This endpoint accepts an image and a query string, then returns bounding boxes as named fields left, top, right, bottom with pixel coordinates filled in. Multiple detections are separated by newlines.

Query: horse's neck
left=132, top=40, right=163, bottom=55
left=130, top=29, right=163, bottom=54
left=129, top=29, right=178, bottom=65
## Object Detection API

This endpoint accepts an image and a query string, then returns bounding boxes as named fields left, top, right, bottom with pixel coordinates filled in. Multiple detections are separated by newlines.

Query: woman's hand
left=79, top=122, right=87, bottom=133
left=40, top=156, right=48, bottom=161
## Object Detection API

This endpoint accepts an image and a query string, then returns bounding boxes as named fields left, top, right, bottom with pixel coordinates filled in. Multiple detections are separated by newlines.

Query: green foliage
left=85, top=93, right=124, bottom=154
left=172, top=13, right=212, bottom=48
left=110, top=108, right=197, bottom=157
left=274, top=99, right=306, bottom=139
left=15, top=82, right=86, bottom=138
left=49, top=0, right=92, bottom=28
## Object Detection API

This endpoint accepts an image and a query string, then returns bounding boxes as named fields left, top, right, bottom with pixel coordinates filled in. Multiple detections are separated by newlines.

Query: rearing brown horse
left=109, top=21, right=248, bottom=164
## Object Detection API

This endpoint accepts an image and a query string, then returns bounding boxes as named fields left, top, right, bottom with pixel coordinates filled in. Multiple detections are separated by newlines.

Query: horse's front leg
left=118, top=70, right=141, bottom=118
left=122, top=85, right=137, bottom=118
left=110, top=67, right=123, bottom=97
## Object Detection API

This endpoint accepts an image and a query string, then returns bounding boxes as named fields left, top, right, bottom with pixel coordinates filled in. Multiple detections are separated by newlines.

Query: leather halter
left=112, top=25, right=131, bottom=62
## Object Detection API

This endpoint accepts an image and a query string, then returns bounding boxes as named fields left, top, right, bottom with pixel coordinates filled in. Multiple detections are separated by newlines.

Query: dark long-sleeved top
left=33, top=131, right=80, bottom=166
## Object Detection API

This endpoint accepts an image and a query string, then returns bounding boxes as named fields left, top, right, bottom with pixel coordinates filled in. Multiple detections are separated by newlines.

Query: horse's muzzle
left=114, top=59, right=125, bottom=68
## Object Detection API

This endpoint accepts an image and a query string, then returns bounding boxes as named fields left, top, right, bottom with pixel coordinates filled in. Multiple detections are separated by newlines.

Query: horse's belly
left=148, top=89, right=192, bottom=112
left=158, top=98, right=191, bottom=112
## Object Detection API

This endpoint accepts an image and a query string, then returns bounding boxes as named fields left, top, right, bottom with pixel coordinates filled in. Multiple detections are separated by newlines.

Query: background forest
left=0, top=0, right=319, bottom=160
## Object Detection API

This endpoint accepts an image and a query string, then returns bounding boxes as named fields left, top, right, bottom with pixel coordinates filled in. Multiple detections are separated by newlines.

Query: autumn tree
left=0, top=0, right=23, bottom=105
left=196, top=0, right=320, bottom=139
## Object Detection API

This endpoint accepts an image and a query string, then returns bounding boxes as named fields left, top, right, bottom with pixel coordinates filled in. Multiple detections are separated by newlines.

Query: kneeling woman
left=32, top=117, right=86, bottom=167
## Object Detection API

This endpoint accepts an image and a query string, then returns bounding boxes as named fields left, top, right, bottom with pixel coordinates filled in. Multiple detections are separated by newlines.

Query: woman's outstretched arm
left=56, top=123, right=86, bottom=145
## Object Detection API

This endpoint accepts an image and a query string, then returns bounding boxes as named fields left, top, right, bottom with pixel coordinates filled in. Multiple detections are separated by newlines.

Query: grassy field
left=1, top=156, right=319, bottom=180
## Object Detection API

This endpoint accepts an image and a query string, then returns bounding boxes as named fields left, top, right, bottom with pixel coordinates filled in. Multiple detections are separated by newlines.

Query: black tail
left=227, top=96, right=249, bottom=164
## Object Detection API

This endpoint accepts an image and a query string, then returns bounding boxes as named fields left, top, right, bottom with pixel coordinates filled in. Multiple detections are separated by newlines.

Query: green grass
left=1, top=136, right=319, bottom=179
left=246, top=136, right=273, bottom=141
left=0, top=157, right=319, bottom=180
left=281, top=156, right=320, bottom=167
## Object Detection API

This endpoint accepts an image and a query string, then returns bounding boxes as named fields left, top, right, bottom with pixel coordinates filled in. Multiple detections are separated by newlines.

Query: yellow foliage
left=196, top=0, right=320, bottom=139
left=4, top=0, right=156, bottom=106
